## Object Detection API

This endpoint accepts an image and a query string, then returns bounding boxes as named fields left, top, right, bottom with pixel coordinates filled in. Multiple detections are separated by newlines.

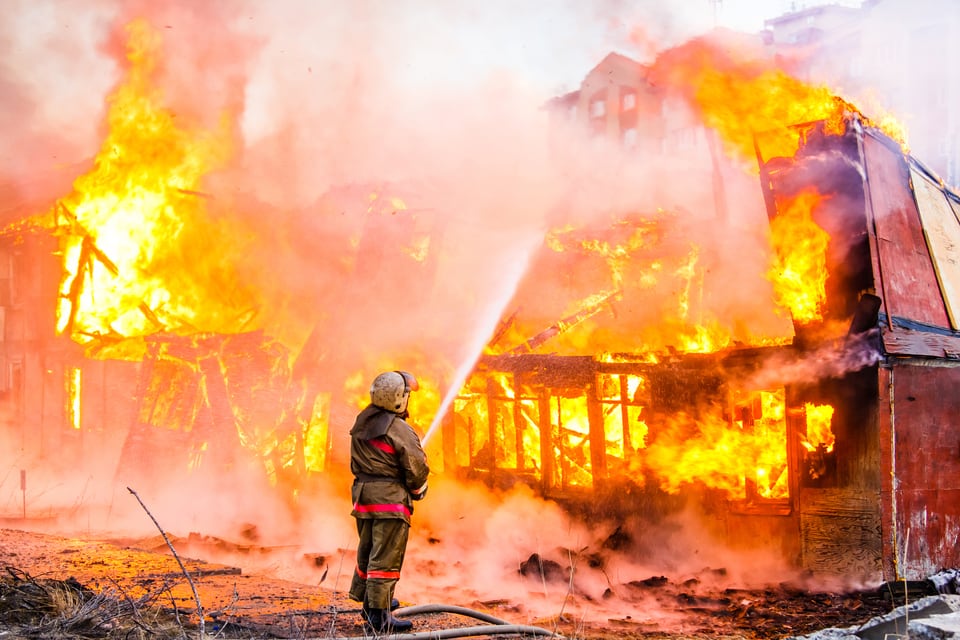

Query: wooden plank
left=910, top=167, right=960, bottom=329
left=858, top=130, right=893, bottom=330
left=891, top=362, right=960, bottom=489
left=881, top=324, right=960, bottom=358
left=876, top=366, right=897, bottom=581
left=799, top=488, right=882, bottom=578
left=586, top=382, right=607, bottom=486
left=891, top=362, right=960, bottom=579
left=143, top=566, right=243, bottom=579
left=538, top=392, right=555, bottom=492
left=801, top=487, right=882, bottom=516
left=895, top=489, right=960, bottom=579
left=862, top=136, right=950, bottom=329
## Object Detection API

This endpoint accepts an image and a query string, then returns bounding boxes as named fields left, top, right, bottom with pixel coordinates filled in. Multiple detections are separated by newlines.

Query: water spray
left=422, top=237, right=539, bottom=446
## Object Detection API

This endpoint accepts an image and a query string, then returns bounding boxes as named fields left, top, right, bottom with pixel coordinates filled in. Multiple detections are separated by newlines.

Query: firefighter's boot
left=365, top=608, right=413, bottom=633
left=362, top=598, right=400, bottom=617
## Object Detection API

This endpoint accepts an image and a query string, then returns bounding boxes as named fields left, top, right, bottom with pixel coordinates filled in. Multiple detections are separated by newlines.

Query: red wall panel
left=862, top=135, right=950, bottom=329
left=890, top=362, right=960, bottom=578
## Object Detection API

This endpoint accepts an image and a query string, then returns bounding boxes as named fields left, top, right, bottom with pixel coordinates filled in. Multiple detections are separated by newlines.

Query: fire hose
left=327, top=602, right=564, bottom=639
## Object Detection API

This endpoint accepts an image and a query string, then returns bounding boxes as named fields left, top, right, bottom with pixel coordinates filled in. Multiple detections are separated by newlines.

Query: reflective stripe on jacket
left=349, top=405, right=429, bottom=523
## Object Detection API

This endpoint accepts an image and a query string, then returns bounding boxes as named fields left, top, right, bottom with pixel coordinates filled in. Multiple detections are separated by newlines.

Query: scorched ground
left=0, top=526, right=906, bottom=640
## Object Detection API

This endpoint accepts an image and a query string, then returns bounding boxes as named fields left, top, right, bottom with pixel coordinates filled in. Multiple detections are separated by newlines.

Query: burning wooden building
left=435, top=111, right=960, bottom=584
left=0, top=23, right=957, bottom=593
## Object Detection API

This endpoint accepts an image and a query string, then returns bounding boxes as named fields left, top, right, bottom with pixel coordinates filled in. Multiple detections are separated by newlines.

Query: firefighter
left=348, top=370, right=429, bottom=633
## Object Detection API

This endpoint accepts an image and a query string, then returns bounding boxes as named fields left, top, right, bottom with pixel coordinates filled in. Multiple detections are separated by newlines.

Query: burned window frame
left=445, top=351, right=812, bottom=515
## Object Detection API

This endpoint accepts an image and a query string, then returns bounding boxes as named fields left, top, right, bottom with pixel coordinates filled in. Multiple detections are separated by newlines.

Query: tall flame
left=55, top=19, right=251, bottom=352
left=767, top=189, right=830, bottom=324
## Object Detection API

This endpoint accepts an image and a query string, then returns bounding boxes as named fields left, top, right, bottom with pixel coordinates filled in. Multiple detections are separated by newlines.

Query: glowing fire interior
left=24, top=21, right=891, bottom=503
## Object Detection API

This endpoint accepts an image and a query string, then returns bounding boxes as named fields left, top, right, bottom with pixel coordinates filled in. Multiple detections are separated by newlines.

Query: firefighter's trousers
left=349, top=518, right=410, bottom=609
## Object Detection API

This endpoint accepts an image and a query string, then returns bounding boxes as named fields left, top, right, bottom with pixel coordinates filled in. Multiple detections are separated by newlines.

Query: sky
left=367, top=0, right=864, bottom=94
left=319, top=1, right=862, bottom=97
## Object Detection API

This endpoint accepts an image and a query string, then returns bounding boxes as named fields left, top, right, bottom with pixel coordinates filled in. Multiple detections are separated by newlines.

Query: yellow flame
left=654, top=37, right=906, bottom=163
left=303, top=393, right=331, bottom=472
left=802, top=402, right=835, bottom=453
left=55, top=19, right=247, bottom=350
left=638, top=388, right=789, bottom=500
left=67, top=367, right=82, bottom=430
left=767, top=189, right=830, bottom=323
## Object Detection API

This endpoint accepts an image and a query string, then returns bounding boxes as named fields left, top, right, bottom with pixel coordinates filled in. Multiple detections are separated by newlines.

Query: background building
left=763, top=0, right=960, bottom=188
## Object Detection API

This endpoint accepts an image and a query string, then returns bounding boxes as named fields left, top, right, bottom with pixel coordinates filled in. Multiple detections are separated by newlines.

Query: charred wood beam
left=477, top=354, right=596, bottom=388
left=538, top=392, right=554, bottom=493
left=485, top=377, right=498, bottom=471
left=619, top=375, right=633, bottom=452
left=488, top=308, right=520, bottom=349
left=57, top=203, right=118, bottom=274
left=506, top=289, right=621, bottom=355
left=197, top=353, right=243, bottom=471
left=58, top=235, right=91, bottom=337
left=511, top=373, right=524, bottom=472
left=145, top=332, right=226, bottom=362
left=586, top=382, right=607, bottom=487
left=57, top=202, right=169, bottom=333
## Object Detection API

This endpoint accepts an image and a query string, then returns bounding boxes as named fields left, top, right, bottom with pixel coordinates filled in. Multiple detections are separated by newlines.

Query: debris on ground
left=0, top=527, right=957, bottom=640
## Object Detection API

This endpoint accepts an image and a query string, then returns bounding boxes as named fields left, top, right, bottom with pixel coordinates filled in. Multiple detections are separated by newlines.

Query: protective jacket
left=350, top=405, right=429, bottom=524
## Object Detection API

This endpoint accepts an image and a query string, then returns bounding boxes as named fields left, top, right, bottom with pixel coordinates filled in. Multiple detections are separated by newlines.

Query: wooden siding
left=877, top=365, right=897, bottom=580
left=888, top=361, right=960, bottom=579
left=880, top=323, right=960, bottom=358
left=910, top=167, right=960, bottom=329
left=799, top=488, right=882, bottom=577
left=862, top=134, right=951, bottom=329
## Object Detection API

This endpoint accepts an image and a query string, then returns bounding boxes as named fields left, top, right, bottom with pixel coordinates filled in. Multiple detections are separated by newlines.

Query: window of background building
left=622, top=91, right=636, bottom=111
left=623, top=127, right=638, bottom=149
left=590, top=98, right=606, bottom=119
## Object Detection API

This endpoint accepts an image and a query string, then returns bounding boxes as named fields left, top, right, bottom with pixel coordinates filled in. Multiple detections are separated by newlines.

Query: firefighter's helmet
left=370, top=370, right=419, bottom=414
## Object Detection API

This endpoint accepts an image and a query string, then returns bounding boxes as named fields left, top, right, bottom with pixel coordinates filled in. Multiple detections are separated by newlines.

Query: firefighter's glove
left=411, top=482, right=428, bottom=501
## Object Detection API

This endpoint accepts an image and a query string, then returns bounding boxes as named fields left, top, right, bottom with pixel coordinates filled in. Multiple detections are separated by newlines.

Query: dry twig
left=127, top=486, right=205, bottom=638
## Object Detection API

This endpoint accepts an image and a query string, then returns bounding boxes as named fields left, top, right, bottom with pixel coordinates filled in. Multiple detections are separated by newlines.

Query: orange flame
left=650, top=35, right=906, bottom=163
left=767, top=189, right=830, bottom=324
left=33, top=22, right=864, bottom=505
left=637, top=388, right=789, bottom=500
left=802, top=402, right=835, bottom=453
left=55, top=19, right=251, bottom=353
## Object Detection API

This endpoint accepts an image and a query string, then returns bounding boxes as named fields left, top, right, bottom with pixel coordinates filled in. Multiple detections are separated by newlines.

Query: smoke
left=274, top=475, right=815, bottom=625
left=744, top=329, right=884, bottom=390
left=2, top=0, right=936, bottom=625
left=772, top=0, right=960, bottom=187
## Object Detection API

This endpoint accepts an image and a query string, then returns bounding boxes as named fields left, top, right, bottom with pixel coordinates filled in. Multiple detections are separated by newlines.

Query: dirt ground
left=0, top=525, right=907, bottom=640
